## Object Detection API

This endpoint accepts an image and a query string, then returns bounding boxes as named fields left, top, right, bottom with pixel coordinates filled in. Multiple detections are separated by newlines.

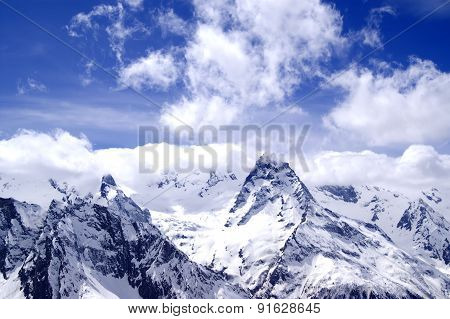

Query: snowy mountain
left=313, top=185, right=450, bottom=269
left=0, top=175, right=246, bottom=299
left=1, top=156, right=450, bottom=298
left=131, top=170, right=242, bottom=214
left=150, top=156, right=450, bottom=298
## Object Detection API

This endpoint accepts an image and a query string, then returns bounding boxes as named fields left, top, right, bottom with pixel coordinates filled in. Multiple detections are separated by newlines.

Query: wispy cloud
left=67, top=0, right=149, bottom=64
left=156, top=9, right=192, bottom=37
left=16, top=77, right=47, bottom=95
left=0, top=98, right=158, bottom=132
left=391, top=0, right=450, bottom=17
left=359, top=6, right=396, bottom=48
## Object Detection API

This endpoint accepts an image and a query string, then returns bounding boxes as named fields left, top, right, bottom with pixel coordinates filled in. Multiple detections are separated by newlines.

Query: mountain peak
left=100, top=174, right=118, bottom=199
left=101, top=174, right=117, bottom=187
left=254, top=154, right=289, bottom=170
left=255, top=153, right=276, bottom=164
left=226, top=156, right=312, bottom=227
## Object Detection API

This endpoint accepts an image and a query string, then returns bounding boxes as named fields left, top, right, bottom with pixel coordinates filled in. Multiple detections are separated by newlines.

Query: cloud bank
left=305, top=144, right=450, bottom=193
left=324, top=58, right=450, bottom=146
left=1, top=131, right=450, bottom=203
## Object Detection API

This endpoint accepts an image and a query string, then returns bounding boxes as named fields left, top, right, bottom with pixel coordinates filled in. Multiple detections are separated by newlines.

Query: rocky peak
left=101, top=174, right=117, bottom=187
left=3, top=185, right=246, bottom=299
left=226, top=156, right=314, bottom=227
left=100, top=174, right=118, bottom=198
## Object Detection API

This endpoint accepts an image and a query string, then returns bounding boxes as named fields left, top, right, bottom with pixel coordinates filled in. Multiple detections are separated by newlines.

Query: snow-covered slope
left=312, top=185, right=450, bottom=268
left=132, top=170, right=242, bottom=214
left=151, top=156, right=450, bottom=298
left=0, top=175, right=246, bottom=299
left=2, top=156, right=450, bottom=299
left=0, top=174, right=63, bottom=209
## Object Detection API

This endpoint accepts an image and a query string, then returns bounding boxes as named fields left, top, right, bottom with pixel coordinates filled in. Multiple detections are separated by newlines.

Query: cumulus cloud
left=0, top=130, right=94, bottom=176
left=0, top=131, right=249, bottom=206
left=17, top=77, right=47, bottom=95
left=303, top=144, right=450, bottom=194
left=67, top=0, right=344, bottom=127
left=160, top=0, right=345, bottom=128
left=324, top=58, right=450, bottom=146
left=2, top=131, right=450, bottom=201
left=118, top=51, right=179, bottom=90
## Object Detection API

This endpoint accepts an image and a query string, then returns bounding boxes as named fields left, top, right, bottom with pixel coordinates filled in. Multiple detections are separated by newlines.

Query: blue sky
left=1, top=0, right=450, bottom=152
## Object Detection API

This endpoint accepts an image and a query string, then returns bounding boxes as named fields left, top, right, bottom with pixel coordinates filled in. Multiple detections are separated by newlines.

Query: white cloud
left=157, top=9, right=192, bottom=37
left=118, top=51, right=179, bottom=90
left=67, top=4, right=117, bottom=36
left=80, top=61, right=95, bottom=87
left=161, top=95, right=241, bottom=127
left=0, top=102, right=155, bottom=131
left=17, top=78, right=47, bottom=95
left=67, top=0, right=344, bottom=127
left=324, top=58, right=450, bottom=146
left=160, top=0, right=344, bottom=128
left=2, top=131, right=450, bottom=208
left=67, top=1, right=148, bottom=63
left=359, top=6, right=395, bottom=48
left=122, top=0, right=144, bottom=10
left=303, top=144, right=450, bottom=194
left=0, top=131, right=248, bottom=207
left=0, top=131, right=95, bottom=181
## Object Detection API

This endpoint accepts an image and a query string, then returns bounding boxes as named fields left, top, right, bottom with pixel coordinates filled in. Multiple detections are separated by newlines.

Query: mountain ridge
left=1, top=157, right=450, bottom=298
left=0, top=176, right=247, bottom=299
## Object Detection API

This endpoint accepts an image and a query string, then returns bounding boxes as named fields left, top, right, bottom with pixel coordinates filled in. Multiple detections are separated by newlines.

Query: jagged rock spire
left=100, top=174, right=117, bottom=198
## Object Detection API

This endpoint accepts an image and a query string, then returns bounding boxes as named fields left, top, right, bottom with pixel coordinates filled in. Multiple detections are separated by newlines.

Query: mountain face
left=258, top=208, right=448, bottom=298
left=0, top=176, right=245, bottom=299
left=313, top=185, right=450, bottom=267
left=0, top=199, right=44, bottom=281
left=151, top=156, right=450, bottom=298
left=317, top=185, right=360, bottom=203
left=396, top=199, right=450, bottom=264
left=224, top=157, right=450, bottom=298
left=1, top=158, right=450, bottom=299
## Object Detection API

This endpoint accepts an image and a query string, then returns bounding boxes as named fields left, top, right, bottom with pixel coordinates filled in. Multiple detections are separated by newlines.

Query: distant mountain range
left=1, top=156, right=449, bottom=298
